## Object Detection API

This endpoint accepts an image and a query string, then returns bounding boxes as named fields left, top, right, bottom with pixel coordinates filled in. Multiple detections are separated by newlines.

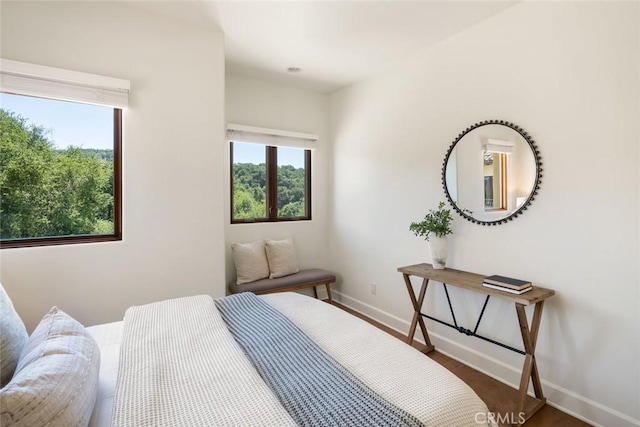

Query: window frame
left=0, top=108, right=123, bottom=249
left=230, top=142, right=311, bottom=224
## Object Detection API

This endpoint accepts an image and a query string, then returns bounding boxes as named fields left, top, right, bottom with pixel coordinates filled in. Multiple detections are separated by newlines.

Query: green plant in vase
left=410, top=202, right=453, bottom=269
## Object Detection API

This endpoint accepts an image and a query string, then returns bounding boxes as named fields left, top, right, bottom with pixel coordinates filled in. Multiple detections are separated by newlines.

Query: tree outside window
left=231, top=141, right=310, bottom=223
left=0, top=93, right=122, bottom=248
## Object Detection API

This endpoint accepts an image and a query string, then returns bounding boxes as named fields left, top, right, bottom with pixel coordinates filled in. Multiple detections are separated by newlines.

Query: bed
left=85, top=292, right=491, bottom=427
left=1, top=287, right=492, bottom=426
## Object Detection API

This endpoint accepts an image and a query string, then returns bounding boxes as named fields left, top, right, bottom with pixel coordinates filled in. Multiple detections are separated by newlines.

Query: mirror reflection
left=484, top=151, right=506, bottom=211
left=443, top=121, right=541, bottom=225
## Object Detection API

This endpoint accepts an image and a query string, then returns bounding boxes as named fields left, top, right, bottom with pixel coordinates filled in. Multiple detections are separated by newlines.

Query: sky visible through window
left=234, top=142, right=305, bottom=169
left=1, top=92, right=112, bottom=149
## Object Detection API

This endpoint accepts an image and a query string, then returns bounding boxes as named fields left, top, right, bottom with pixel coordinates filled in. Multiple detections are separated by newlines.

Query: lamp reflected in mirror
left=442, top=120, right=542, bottom=225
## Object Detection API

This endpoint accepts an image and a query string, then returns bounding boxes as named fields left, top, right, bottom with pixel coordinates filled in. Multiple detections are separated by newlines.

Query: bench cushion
left=229, top=269, right=336, bottom=295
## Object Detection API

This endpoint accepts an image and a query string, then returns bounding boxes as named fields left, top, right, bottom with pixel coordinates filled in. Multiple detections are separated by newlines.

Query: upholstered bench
left=229, top=268, right=336, bottom=303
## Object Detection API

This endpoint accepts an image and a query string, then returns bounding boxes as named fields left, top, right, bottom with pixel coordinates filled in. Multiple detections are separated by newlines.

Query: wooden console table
left=398, top=263, right=555, bottom=425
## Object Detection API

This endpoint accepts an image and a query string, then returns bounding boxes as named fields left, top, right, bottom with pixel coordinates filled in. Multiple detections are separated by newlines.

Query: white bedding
left=262, top=293, right=489, bottom=425
left=86, top=321, right=123, bottom=427
left=112, top=294, right=297, bottom=427
left=87, top=293, right=491, bottom=427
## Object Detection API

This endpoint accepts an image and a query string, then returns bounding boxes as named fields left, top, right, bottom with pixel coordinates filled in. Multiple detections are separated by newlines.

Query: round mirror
left=442, top=120, right=542, bottom=225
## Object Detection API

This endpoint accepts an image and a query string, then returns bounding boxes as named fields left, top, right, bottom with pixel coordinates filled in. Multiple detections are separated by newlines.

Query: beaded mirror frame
left=441, top=120, right=542, bottom=226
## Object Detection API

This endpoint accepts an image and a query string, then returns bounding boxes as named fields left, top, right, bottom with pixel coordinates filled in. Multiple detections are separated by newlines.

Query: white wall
left=2, top=1, right=637, bottom=425
left=0, top=1, right=227, bottom=330
left=224, top=75, right=331, bottom=290
left=329, top=2, right=639, bottom=426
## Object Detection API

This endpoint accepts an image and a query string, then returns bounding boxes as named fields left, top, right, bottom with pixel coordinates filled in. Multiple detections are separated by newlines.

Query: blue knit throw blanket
left=215, top=293, right=424, bottom=427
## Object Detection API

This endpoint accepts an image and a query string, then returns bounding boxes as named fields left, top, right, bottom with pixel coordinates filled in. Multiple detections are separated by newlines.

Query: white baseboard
left=333, top=291, right=640, bottom=427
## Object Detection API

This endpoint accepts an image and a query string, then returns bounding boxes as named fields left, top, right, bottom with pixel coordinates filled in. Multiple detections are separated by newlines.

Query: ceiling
left=131, top=1, right=519, bottom=93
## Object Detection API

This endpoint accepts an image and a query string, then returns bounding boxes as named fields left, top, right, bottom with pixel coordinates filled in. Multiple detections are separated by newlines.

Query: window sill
left=1, top=234, right=122, bottom=249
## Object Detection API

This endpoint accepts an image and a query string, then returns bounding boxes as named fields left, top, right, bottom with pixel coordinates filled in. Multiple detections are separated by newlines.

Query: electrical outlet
left=371, top=282, right=377, bottom=295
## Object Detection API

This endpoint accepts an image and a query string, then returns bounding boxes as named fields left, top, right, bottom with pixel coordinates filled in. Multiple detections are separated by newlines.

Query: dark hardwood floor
left=333, top=302, right=591, bottom=427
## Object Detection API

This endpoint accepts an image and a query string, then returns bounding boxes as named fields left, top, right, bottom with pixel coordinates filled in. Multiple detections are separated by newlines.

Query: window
left=0, top=59, right=128, bottom=249
left=231, top=142, right=311, bottom=223
left=229, top=124, right=315, bottom=223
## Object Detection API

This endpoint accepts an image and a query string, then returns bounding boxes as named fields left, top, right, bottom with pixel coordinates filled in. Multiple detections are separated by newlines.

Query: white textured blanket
left=262, top=293, right=492, bottom=427
left=215, top=293, right=425, bottom=427
left=111, top=295, right=296, bottom=427
left=111, top=293, right=491, bottom=427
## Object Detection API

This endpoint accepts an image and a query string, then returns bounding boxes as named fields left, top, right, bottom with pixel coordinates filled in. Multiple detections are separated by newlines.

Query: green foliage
left=0, top=109, right=114, bottom=239
left=232, top=162, right=306, bottom=219
left=232, top=162, right=267, bottom=219
left=277, top=164, right=306, bottom=217
left=409, top=202, right=453, bottom=241
left=57, top=148, right=114, bottom=162
left=233, top=188, right=266, bottom=219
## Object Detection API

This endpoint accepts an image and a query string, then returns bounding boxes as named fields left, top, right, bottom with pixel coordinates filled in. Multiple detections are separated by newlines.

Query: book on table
left=482, top=282, right=533, bottom=294
left=483, top=274, right=532, bottom=290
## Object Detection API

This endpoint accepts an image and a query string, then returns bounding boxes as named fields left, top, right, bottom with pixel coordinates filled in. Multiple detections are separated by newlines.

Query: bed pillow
left=0, top=307, right=100, bottom=427
left=232, top=239, right=270, bottom=285
left=265, top=237, right=300, bottom=279
left=0, top=283, right=28, bottom=388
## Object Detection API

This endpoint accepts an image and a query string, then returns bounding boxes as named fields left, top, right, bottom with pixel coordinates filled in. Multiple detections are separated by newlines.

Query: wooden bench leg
left=313, top=286, right=318, bottom=299
left=326, top=283, right=333, bottom=304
